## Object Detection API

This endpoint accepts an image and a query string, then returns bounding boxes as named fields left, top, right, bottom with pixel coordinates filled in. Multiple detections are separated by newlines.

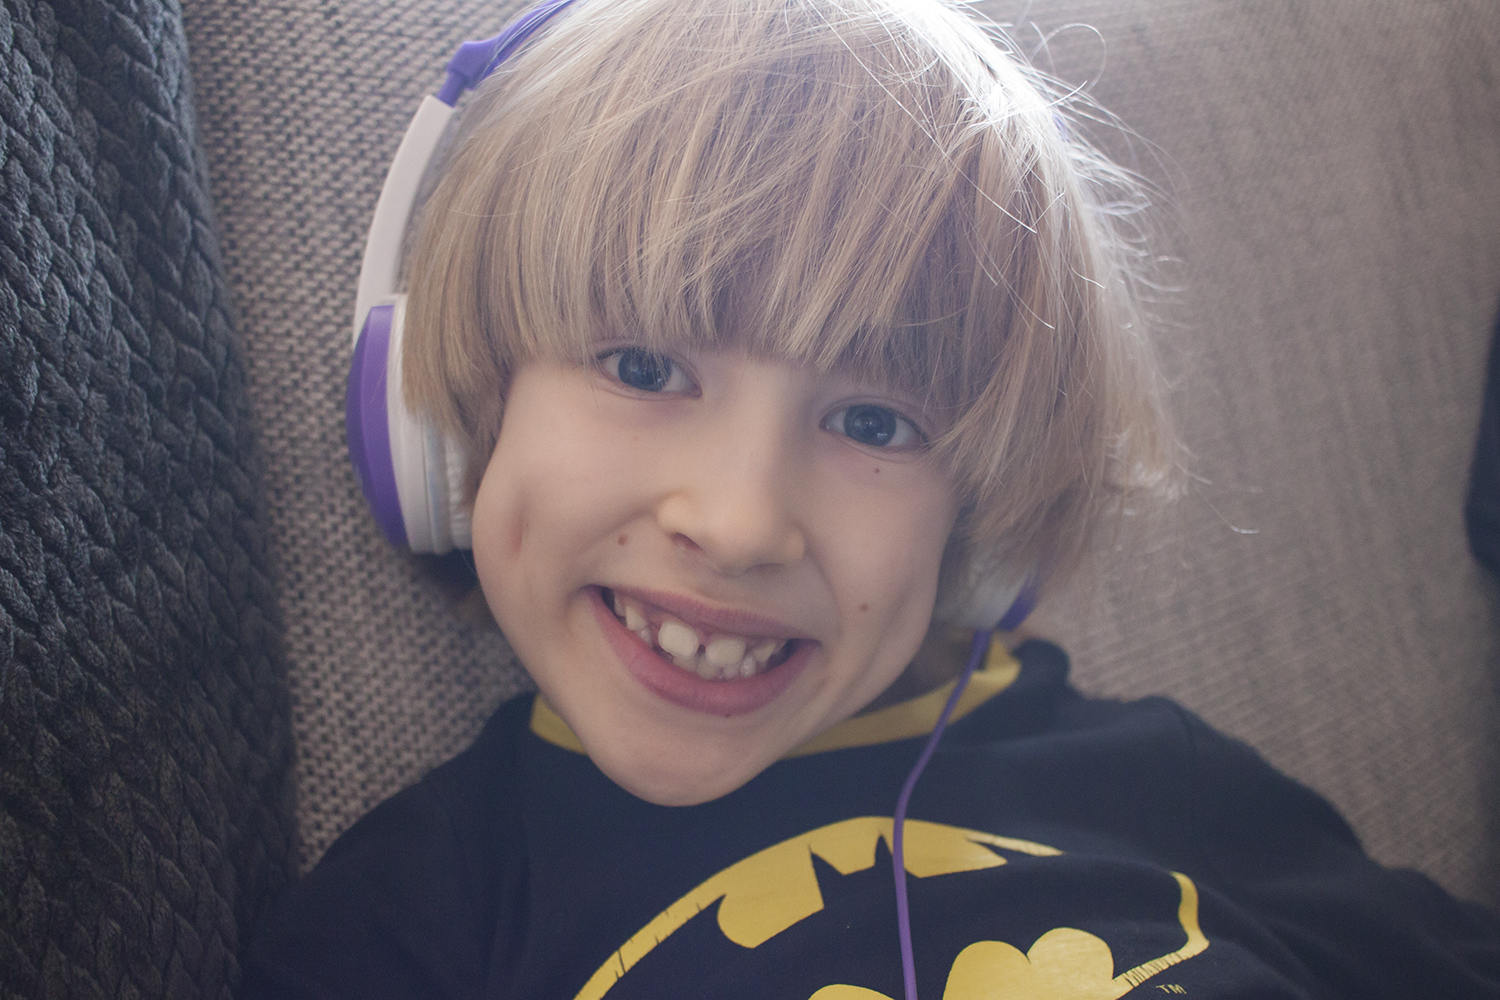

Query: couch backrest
left=180, top=0, right=1500, bottom=906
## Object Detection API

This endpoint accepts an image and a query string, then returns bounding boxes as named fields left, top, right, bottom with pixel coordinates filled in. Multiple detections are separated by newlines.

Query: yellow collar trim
left=528, top=635, right=1021, bottom=758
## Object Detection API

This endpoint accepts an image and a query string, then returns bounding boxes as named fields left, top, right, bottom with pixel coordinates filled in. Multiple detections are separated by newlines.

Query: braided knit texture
left=0, top=1, right=295, bottom=997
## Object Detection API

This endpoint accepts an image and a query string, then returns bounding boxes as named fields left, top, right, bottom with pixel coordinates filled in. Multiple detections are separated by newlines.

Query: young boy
left=247, top=0, right=1500, bottom=996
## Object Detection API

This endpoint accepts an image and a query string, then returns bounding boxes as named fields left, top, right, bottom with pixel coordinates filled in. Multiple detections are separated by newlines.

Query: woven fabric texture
left=991, top=0, right=1500, bottom=907
left=0, top=1, right=295, bottom=997
left=179, top=0, right=536, bottom=872
left=180, top=0, right=1499, bottom=907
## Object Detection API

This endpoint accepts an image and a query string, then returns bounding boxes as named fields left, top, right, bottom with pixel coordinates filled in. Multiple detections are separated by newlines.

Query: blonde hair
left=404, top=0, right=1179, bottom=607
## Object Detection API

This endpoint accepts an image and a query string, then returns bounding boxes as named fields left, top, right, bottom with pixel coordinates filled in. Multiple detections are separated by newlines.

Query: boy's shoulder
left=242, top=695, right=534, bottom=999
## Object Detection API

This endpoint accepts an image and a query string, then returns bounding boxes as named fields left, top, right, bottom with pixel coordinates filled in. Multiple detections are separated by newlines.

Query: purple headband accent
left=995, top=573, right=1039, bottom=631
left=436, top=0, right=581, bottom=106
left=347, top=305, right=408, bottom=548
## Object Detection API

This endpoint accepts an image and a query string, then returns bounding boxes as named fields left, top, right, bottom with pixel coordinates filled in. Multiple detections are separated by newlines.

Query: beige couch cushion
left=181, top=0, right=1500, bottom=905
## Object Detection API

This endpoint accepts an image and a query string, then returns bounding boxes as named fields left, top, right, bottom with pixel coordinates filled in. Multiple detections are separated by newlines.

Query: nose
left=653, top=399, right=807, bottom=575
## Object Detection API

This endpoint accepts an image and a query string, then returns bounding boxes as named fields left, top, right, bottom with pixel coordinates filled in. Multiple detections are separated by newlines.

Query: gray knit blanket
left=0, top=1, right=295, bottom=997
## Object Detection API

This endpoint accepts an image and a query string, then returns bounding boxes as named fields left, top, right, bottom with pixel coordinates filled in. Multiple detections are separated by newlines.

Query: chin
left=598, top=750, right=762, bottom=807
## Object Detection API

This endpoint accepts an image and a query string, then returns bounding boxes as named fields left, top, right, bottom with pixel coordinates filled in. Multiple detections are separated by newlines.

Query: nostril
left=672, top=532, right=703, bottom=554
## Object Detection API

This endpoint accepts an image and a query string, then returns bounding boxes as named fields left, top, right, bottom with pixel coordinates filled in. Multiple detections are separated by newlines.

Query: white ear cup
left=936, top=559, right=1036, bottom=630
left=348, top=294, right=470, bottom=554
left=379, top=296, right=471, bottom=554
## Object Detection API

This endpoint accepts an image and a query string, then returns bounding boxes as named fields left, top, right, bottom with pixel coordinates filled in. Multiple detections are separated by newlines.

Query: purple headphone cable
left=891, top=626, right=993, bottom=1000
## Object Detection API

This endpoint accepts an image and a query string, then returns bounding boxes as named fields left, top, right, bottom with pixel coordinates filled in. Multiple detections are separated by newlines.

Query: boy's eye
left=824, top=404, right=924, bottom=449
left=600, top=347, right=694, bottom=394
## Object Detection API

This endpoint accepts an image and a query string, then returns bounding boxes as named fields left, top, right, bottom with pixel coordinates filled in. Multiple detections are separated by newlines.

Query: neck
left=858, top=625, right=972, bottom=715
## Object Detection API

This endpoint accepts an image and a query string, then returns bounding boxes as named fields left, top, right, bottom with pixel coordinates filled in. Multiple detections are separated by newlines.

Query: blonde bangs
left=404, top=0, right=1180, bottom=600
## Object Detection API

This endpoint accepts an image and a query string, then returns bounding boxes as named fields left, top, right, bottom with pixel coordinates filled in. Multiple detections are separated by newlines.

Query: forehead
left=457, top=18, right=1002, bottom=410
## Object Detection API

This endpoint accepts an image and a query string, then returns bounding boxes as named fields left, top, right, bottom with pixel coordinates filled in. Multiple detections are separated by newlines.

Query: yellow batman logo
left=574, top=817, right=1206, bottom=1000
left=810, top=871, right=1206, bottom=1000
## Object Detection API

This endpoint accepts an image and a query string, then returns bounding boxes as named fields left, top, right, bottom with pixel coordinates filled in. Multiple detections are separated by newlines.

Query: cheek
left=469, top=448, right=527, bottom=610
left=825, top=472, right=959, bottom=635
left=469, top=392, right=649, bottom=596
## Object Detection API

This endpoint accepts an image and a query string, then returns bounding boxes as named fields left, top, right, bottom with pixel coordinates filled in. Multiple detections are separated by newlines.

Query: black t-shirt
left=244, top=640, right=1500, bottom=999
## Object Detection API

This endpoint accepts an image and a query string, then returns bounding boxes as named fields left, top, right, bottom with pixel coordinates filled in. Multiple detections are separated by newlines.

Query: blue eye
left=825, top=404, right=923, bottom=448
left=600, top=348, right=693, bottom=393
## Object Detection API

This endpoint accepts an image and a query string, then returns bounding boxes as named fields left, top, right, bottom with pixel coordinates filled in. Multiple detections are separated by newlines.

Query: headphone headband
left=437, top=0, right=581, bottom=105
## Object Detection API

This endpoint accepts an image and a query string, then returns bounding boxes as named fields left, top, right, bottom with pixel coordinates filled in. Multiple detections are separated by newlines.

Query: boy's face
left=470, top=347, right=959, bottom=805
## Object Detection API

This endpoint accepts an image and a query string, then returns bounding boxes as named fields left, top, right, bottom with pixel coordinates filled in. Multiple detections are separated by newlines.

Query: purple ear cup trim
left=436, top=0, right=581, bottom=105
left=995, top=573, right=1039, bottom=631
left=347, top=304, right=409, bottom=548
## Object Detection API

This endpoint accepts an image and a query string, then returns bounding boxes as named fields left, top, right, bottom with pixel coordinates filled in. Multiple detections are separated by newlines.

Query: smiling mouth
left=602, top=588, right=799, bottom=681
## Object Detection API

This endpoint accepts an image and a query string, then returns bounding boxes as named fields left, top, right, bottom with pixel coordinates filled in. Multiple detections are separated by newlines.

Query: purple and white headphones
left=346, top=0, right=580, bottom=555
left=344, top=0, right=1036, bottom=631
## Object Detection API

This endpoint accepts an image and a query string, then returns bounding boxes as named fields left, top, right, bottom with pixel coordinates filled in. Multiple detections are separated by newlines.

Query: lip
left=611, top=585, right=803, bottom=640
left=588, top=587, right=813, bottom=717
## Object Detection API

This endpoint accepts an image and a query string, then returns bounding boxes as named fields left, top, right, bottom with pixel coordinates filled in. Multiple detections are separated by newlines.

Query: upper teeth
left=704, top=636, right=746, bottom=667
left=657, top=620, right=699, bottom=659
left=609, top=592, right=789, bottom=681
